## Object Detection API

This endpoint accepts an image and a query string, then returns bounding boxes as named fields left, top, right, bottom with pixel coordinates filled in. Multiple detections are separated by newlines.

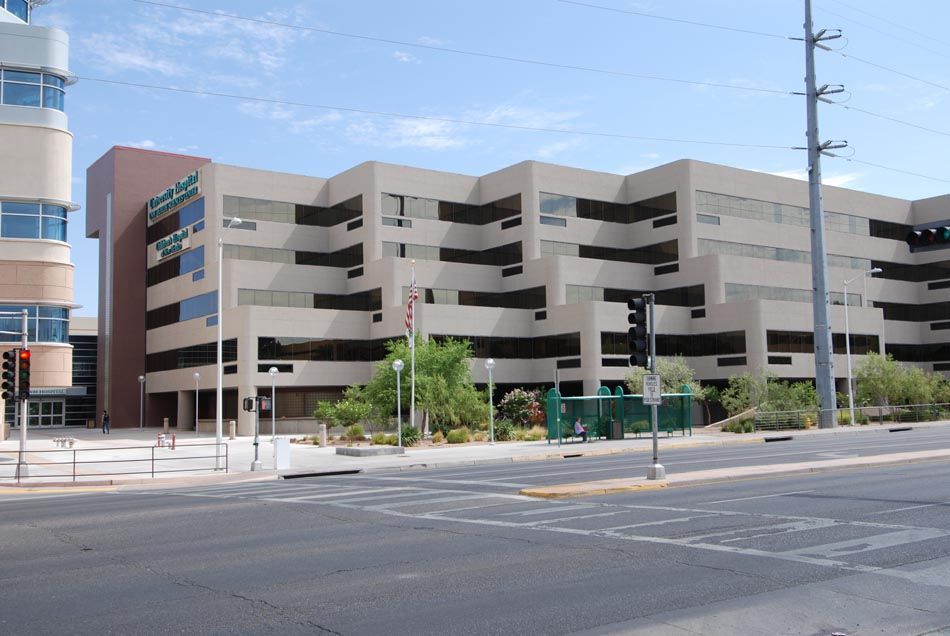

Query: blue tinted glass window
left=42, top=205, right=67, bottom=218
left=4, top=70, right=39, bottom=83
left=38, top=306, right=68, bottom=319
left=206, top=315, right=218, bottom=327
left=6, top=0, right=29, bottom=21
left=42, top=87, right=64, bottom=111
left=192, top=220, right=205, bottom=233
left=179, top=198, right=205, bottom=227
left=179, top=245, right=204, bottom=275
left=42, top=217, right=67, bottom=241
left=180, top=291, right=217, bottom=322
left=2, top=215, right=39, bottom=238
left=42, top=75, right=65, bottom=89
left=3, top=82, right=40, bottom=107
left=4, top=202, right=40, bottom=215
left=38, top=319, right=67, bottom=343
left=192, top=270, right=205, bottom=282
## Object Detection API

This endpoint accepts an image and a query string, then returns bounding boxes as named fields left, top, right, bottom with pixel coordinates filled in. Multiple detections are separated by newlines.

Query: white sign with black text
left=642, top=374, right=662, bottom=405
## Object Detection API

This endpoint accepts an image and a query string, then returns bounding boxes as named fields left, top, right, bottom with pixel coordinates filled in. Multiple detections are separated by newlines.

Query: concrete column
left=175, top=390, right=193, bottom=430
left=236, top=384, right=256, bottom=435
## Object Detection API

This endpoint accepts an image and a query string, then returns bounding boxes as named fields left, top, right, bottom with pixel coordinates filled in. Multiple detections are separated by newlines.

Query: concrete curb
left=519, top=449, right=950, bottom=499
left=0, top=470, right=277, bottom=490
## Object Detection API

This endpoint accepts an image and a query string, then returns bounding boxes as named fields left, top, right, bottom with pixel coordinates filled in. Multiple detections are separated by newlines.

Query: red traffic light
left=18, top=349, right=30, bottom=363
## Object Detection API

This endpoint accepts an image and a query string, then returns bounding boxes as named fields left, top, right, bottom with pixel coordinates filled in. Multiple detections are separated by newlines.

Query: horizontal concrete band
left=519, top=449, right=950, bottom=499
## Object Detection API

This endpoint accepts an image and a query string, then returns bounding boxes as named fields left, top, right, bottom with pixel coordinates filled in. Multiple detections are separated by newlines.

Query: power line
left=830, top=102, right=950, bottom=139
left=838, top=157, right=950, bottom=185
left=823, top=0, right=950, bottom=50
left=77, top=75, right=795, bottom=150
left=129, top=0, right=789, bottom=96
left=557, top=0, right=791, bottom=40
left=829, top=51, right=950, bottom=93
left=816, top=6, right=950, bottom=60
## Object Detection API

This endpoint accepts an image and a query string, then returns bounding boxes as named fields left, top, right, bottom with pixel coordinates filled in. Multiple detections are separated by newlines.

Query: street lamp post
left=193, top=371, right=200, bottom=436
left=393, top=359, right=403, bottom=447
left=844, top=267, right=883, bottom=426
left=485, top=358, right=496, bottom=445
left=216, top=217, right=242, bottom=470
left=138, top=375, right=145, bottom=430
left=269, top=366, right=278, bottom=442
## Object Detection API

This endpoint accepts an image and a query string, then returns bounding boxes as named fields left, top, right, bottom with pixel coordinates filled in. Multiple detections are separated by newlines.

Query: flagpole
left=410, top=259, right=416, bottom=437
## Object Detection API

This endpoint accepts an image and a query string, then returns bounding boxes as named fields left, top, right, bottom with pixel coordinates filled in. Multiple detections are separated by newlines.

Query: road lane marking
left=497, top=504, right=597, bottom=517
left=869, top=502, right=946, bottom=515
left=703, top=490, right=816, bottom=505
left=784, top=528, right=950, bottom=559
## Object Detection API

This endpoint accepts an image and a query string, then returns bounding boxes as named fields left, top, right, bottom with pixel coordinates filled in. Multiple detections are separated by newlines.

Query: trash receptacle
left=611, top=419, right=623, bottom=440
left=86, top=419, right=96, bottom=429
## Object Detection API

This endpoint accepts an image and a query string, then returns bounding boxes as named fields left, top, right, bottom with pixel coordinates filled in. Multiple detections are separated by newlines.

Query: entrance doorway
left=7, top=399, right=66, bottom=428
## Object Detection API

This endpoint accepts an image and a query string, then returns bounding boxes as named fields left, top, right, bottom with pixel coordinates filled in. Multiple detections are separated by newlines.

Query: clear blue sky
left=32, top=0, right=950, bottom=317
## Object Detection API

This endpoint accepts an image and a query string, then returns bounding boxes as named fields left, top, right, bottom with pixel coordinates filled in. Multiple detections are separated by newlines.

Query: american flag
left=405, top=271, right=418, bottom=339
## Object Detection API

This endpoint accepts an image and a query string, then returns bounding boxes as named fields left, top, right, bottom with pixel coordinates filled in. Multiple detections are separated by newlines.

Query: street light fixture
left=844, top=267, right=882, bottom=427
left=485, top=358, right=496, bottom=445
left=138, top=375, right=145, bottom=430
left=393, top=359, right=404, bottom=447
left=216, top=217, right=242, bottom=470
left=269, top=366, right=278, bottom=442
left=193, top=371, right=200, bottom=436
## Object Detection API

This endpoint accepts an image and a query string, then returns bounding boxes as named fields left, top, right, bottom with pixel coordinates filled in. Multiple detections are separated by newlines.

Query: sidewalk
left=0, top=420, right=947, bottom=488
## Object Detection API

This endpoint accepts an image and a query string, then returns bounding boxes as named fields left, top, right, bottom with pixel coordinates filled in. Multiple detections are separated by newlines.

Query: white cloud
left=121, top=139, right=157, bottom=149
left=768, top=168, right=863, bottom=188
left=536, top=138, right=584, bottom=159
left=393, top=51, right=419, bottom=64
left=417, top=36, right=445, bottom=46
left=237, top=101, right=295, bottom=121
left=79, top=35, right=179, bottom=75
left=289, top=112, right=343, bottom=134
left=640, top=152, right=660, bottom=159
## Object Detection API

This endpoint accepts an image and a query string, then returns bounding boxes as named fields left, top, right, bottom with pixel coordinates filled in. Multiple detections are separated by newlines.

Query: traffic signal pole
left=17, top=309, right=28, bottom=478
left=646, top=294, right=665, bottom=481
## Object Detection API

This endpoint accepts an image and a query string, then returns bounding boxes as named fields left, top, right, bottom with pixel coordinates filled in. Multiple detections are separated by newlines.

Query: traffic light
left=906, top=226, right=950, bottom=251
left=1, top=349, right=16, bottom=400
left=17, top=349, right=30, bottom=399
left=628, top=297, right=649, bottom=368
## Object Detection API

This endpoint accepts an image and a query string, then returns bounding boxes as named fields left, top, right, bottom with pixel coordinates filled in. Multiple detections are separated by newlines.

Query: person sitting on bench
left=573, top=417, right=587, bottom=442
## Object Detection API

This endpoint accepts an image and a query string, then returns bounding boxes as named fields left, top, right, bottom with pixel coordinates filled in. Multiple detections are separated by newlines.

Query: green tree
left=624, top=355, right=701, bottom=395
left=897, top=365, right=933, bottom=405
left=854, top=352, right=903, bottom=407
left=359, top=334, right=488, bottom=430
left=314, top=385, right=372, bottom=427
left=719, top=370, right=772, bottom=415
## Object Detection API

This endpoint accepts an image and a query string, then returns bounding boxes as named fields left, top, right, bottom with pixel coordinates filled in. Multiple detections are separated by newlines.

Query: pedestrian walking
left=101, top=410, right=110, bottom=434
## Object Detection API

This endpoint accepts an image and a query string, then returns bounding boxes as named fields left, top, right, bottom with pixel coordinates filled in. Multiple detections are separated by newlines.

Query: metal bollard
left=171, top=433, right=176, bottom=450
left=229, top=420, right=236, bottom=440
left=163, top=417, right=169, bottom=434
left=319, top=423, right=327, bottom=447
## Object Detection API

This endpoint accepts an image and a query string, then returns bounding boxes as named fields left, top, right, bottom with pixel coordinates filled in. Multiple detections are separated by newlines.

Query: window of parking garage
left=405, top=286, right=546, bottom=310
left=540, top=192, right=676, bottom=224
left=568, top=284, right=704, bottom=307
left=695, top=191, right=909, bottom=241
left=222, top=195, right=362, bottom=227
left=257, top=337, right=390, bottom=362
left=725, top=283, right=858, bottom=306
left=430, top=333, right=581, bottom=359
left=873, top=301, right=950, bottom=322
left=383, top=241, right=521, bottom=267
left=382, top=193, right=520, bottom=225
left=223, top=242, right=363, bottom=269
left=542, top=239, right=678, bottom=266
left=887, top=343, right=950, bottom=363
left=0, top=69, right=64, bottom=110
left=767, top=330, right=879, bottom=355
left=600, top=331, right=746, bottom=357
left=0, top=202, right=67, bottom=241
left=0, top=306, right=69, bottom=344
left=147, top=291, right=217, bottom=330
left=699, top=239, right=870, bottom=270
left=239, top=288, right=382, bottom=311
left=146, top=339, right=237, bottom=372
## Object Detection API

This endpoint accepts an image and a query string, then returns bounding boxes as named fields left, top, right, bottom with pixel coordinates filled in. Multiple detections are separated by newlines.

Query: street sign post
left=643, top=374, right=661, bottom=406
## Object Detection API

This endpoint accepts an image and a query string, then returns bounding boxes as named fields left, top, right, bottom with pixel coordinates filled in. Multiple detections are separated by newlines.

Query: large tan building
left=87, top=147, right=949, bottom=434
left=0, top=3, right=76, bottom=431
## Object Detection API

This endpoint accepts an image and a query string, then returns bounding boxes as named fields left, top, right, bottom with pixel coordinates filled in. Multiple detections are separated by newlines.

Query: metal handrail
left=0, top=442, right=228, bottom=483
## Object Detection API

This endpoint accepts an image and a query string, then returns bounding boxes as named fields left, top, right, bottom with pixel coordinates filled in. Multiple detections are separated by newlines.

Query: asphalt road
left=3, top=428, right=950, bottom=635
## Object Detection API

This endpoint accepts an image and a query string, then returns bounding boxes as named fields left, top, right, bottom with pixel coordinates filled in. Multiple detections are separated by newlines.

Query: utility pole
left=802, top=0, right=845, bottom=429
